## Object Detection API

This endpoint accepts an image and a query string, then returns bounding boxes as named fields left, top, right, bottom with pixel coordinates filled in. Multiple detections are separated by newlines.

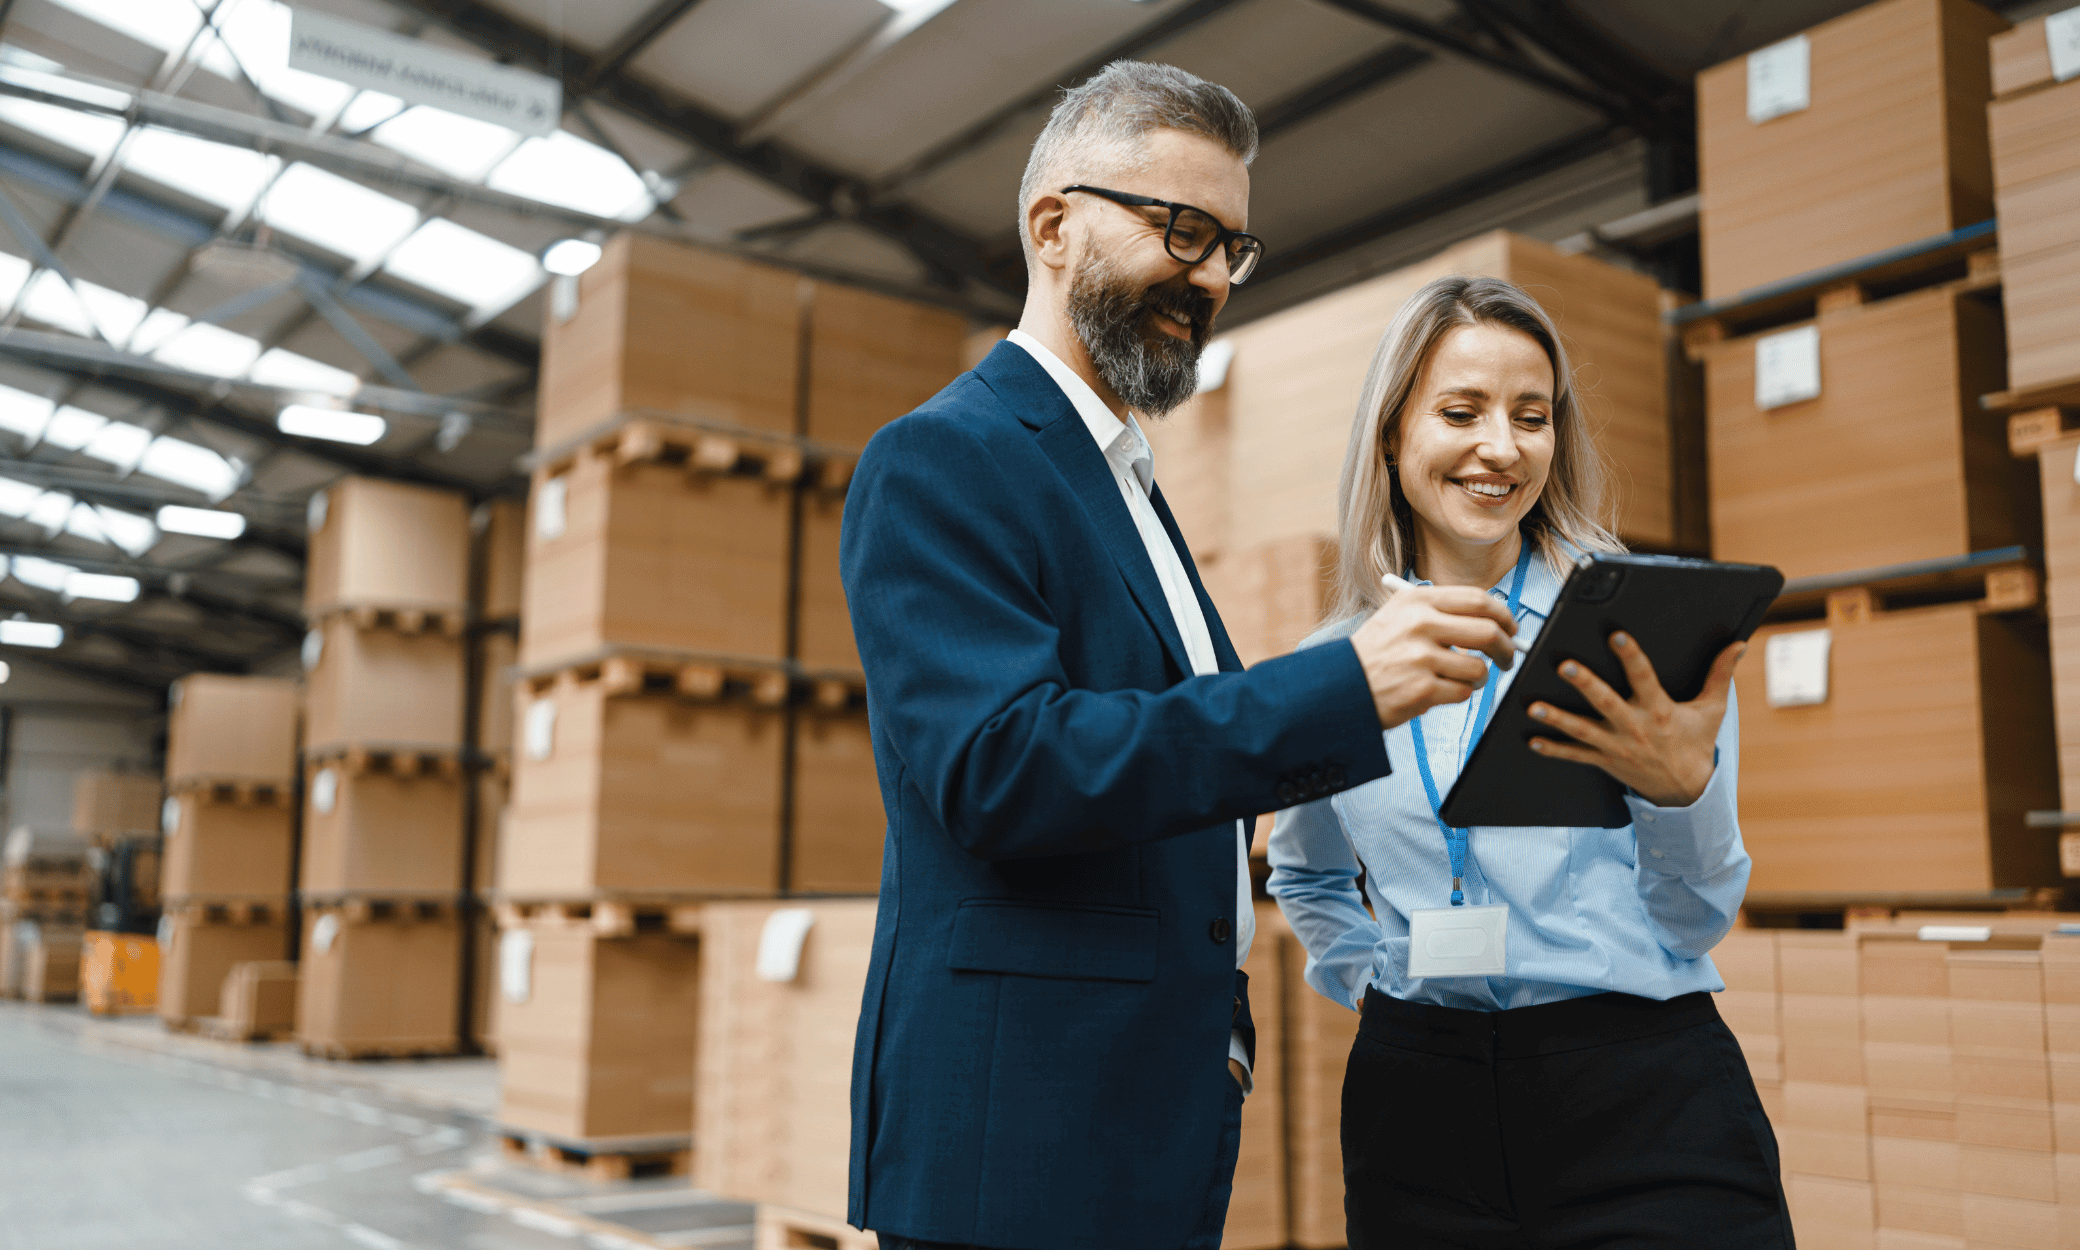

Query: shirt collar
left=1405, top=540, right=1564, bottom=620
left=1007, top=328, right=1155, bottom=493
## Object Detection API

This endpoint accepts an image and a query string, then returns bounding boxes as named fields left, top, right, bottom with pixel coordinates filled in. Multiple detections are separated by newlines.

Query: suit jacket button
left=1275, top=781, right=1298, bottom=805
left=1325, top=767, right=1346, bottom=789
left=1211, top=918, right=1231, bottom=944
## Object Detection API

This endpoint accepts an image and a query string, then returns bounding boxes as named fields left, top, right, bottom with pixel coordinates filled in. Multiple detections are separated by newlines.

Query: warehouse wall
left=0, top=659, right=160, bottom=831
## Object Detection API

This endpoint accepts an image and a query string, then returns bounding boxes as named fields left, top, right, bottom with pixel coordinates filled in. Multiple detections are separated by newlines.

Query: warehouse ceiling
left=0, top=0, right=2053, bottom=689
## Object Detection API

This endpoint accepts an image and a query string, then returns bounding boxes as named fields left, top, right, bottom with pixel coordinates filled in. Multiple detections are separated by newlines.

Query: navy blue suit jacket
left=841, top=341, right=1388, bottom=1249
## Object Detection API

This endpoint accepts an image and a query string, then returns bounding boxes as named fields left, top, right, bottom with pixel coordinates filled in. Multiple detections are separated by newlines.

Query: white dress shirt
left=1008, top=329, right=1255, bottom=1083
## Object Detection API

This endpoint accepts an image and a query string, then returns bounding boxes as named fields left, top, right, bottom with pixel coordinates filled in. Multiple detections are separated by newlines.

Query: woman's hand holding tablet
left=1524, top=630, right=1746, bottom=809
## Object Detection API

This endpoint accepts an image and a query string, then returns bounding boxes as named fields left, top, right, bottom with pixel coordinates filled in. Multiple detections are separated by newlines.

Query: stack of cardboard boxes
left=1719, top=919, right=2080, bottom=1245
left=157, top=675, right=299, bottom=1029
left=1685, top=0, right=2062, bottom=896
left=0, top=827, right=91, bottom=1003
left=72, top=770, right=161, bottom=847
left=470, top=497, right=525, bottom=1055
left=494, top=235, right=961, bottom=1164
left=297, top=477, right=471, bottom=1058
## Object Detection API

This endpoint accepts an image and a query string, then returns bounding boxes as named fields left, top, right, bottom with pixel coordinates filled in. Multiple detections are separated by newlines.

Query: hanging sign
left=289, top=8, right=561, bottom=136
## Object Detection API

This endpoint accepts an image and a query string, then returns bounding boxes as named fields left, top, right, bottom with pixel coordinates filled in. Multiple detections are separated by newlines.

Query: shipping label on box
left=1755, top=324, right=1822, bottom=409
left=1766, top=628, right=1831, bottom=707
left=2050, top=7, right=2080, bottom=83
left=1748, top=34, right=1811, bottom=122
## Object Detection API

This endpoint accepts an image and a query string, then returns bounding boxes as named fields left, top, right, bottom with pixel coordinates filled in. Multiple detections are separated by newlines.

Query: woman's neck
left=1412, top=526, right=1524, bottom=591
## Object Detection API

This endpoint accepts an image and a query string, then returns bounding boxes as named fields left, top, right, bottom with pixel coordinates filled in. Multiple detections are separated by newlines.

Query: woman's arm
left=1267, top=796, right=1382, bottom=1010
left=1624, top=689, right=1749, bottom=960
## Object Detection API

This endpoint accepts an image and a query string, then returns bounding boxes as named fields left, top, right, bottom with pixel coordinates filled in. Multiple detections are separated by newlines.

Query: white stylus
left=1380, top=572, right=1532, bottom=654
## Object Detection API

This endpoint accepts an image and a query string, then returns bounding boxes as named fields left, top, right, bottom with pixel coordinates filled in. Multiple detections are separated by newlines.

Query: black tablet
left=1436, top=552, right=1784, bottom=829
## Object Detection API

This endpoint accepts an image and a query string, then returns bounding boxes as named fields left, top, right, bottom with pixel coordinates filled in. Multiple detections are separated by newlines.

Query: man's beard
left=1066, top=251, right=1215, bottom=418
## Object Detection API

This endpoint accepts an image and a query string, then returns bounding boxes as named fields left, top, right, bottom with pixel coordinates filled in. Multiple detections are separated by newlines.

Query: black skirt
left=1342, top=987, right=1795, bottom=1249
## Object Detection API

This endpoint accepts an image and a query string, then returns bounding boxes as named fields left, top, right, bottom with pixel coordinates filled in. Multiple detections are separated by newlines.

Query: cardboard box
left=476, top=630, right=518, bottom=761
left=1990, top=18, right=2080, bottom=391
left=795, top=487, right=856, bottom=673
left=1223, top=905, right=1289, bottom=1250
left=1286, top=939, right=1361, bottom=1249
left=477, top=496, right=527, bottom=623
left=536, top=233, right=802, bottom=451
left=468, top=908, right=496, bottom=1055
left=805, top=281, right=965, bottom=448
left=1694, top=0, right=2006, bottom=299
left=497, top=912, right=700, bottom=1141
left=20, top=923, right=81, bottom=1002
left=1218, top=230, right=1674, bottom=553
left=1702, top=284, right=2029, bottom=581
left=1785, top=1079, right=1873, bottom=1180
left=1199, top=534, right=1338, bottom=668
left=299, top=754, right=465, bottom=896
left=296, top=902, right=459, bottom=1056
left=1962, top=1192, right=2059, bottom=1246
left=218, top=960, right=298, bottom=1040
left=1788, top=1173, right=1877, bottom=1248
left=160, top=789, right=294, bottom=899
left=519, top=451, right=791, bottom=672
left=502, top=672, right=784, bottom=896
left=473, top=770, right=505, bottom=894
left=1736, top=604, right=2060, bottom=892
left=157, top=911, right=289, bottom=1026
left=1139, top=386, right=1229, bottom=567
left=305, top=477, right=471, bottom=618
left=81, top=931, right=157, bottom=1016
left=1991, top=15, right=2055, bottom=99
left=692, top=900, right=869, bottom=1216
left=790, top=707, right=882, bottom=896
left=166, top=675, right=299, bottom=785
left=302, top=612, right=466, bottom=752
left=72, top=771, right=161, bottom=844
left=1877, top=1181, right=1963, bottom=1238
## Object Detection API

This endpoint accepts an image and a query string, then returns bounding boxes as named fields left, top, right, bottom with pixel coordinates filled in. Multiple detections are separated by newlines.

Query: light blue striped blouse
left=1265, top=550, right=1750, bottom=1012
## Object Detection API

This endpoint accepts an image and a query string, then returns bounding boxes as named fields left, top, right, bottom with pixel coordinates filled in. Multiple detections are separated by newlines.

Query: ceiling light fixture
left=0, top=619, right=62, bottom=648
left=66, top=572, right=140, bottom=602
left=278, top=404, right=386, bottom=446
left=541, top=237, right=603, bottom=277
left=157, top=505, right=247, bottom=539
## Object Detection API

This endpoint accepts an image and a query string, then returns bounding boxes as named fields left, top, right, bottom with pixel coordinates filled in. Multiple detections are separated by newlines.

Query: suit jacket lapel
left=1151, top=484, right=1243, bottom=674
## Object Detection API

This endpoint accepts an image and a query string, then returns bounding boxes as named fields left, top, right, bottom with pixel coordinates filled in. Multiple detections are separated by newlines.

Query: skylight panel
left=71, top=278, right=148, bottom=343
left=18, top=270, right=96, bottom=337
left=0, top=251, right=27, bottom=307
left=258, top=163, right=420, bottom=265
left=0, top=96, right=125, bottom=161
left=66, top=570, right=140, bottom=602
left=487, top=132, right=655, bottom=222
left=42, top=0, right=203, bottom=56
left=0, top=385, right=52, bottom=440
left=138, top=436, right=240, bottom=499
left=0, top=477, right=40, bottom=516
left=383, top=218, right=544, bottom=317
left=62, top=500, right=106, bottom=545
left=129, top=307, right=190, bottom=354
left=10, top=555, right=73, bottom=592
left=151, top=322, right=263, bottom=379
left=372, top=107, right=521, bottom=182
left=122, top=127, right=279, bottom=214
left=249, top=348, right=359, bottom=396
left=91, top=505, right=156, bottom=556
left=82, top=420, right=151, bottom=469
left=207, top=0, right=354, bottom=120
left=42, top=406, right=106, bottom=450
left=337, top=91, right=405, bottom=134
left=24, top=491, right=70, bottom=532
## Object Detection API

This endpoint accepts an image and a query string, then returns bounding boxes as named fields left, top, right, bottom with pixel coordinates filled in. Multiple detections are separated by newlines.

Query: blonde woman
left=1267, top=276, right=1791, bottom=1248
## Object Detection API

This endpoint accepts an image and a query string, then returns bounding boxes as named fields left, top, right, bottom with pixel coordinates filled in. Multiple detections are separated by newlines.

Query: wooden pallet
left=491, top=897, right=702, bottom=938
left=297, top=1038, right=464, bottom=1061
left=1763, top=546, right=2041, bottom=625
left=517, top=650, right=868, bottom=713
left=497, top=1131, right=693, bottom=1183
left=166, top=776, right=293, bottom=806
left=302, top=743, right=464, bottom=780
left=327, top=602, right=470, bottom=638
left=298, top=896, right=456, bottom=924
left=754, top=1205, right=878, bottom=1250
left=163, top=898, right=289, bottom=926
left=199, top=1015, right=293, bottom=1044
left=527, top=407, right=860, bottom=493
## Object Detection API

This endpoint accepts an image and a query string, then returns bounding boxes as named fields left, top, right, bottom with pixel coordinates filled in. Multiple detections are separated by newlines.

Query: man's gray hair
left=1016, top=61, right=1258, bottom=260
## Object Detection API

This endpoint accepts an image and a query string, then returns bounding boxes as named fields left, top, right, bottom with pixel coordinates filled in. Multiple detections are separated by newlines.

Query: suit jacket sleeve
left=840, top=411, right=1388, bottom=862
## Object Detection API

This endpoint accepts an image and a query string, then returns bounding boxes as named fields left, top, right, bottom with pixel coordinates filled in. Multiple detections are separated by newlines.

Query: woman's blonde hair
left=1327, top=275, right=1623, bottom=623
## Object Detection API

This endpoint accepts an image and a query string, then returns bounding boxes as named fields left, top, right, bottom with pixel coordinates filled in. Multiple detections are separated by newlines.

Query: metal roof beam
left=0, top=456, right=306, bottom=558
left=386, top=0, right=1012, bottom=295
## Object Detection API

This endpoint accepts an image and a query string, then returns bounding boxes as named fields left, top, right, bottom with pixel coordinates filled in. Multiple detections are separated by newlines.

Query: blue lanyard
left=1407, top=543, right=1533, bottom=906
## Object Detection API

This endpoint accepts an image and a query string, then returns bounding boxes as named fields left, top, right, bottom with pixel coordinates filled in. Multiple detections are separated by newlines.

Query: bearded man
left=840, top=60, right=1520, bottom=1250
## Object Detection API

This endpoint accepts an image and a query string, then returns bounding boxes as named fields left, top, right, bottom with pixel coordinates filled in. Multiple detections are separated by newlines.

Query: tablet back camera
left=1576, top=563, right=1624, bottom=604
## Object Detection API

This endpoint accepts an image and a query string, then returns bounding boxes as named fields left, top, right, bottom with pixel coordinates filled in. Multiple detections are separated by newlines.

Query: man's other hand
left=1349, top=586, right=1519, bottom=729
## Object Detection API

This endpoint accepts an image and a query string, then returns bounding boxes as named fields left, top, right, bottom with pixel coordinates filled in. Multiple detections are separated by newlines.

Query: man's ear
left=1027, top=192, right=1071, bottom=274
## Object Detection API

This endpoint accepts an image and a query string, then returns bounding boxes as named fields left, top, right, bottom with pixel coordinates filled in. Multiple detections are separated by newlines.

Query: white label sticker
left=1764, top=628, right=1831, bottom=707
left=289, top=8, right=561, bottom=136
left=524, top=698, right=556, bottom=761
left=155, top=915, right=172, bottom=948
left=161, top=796, right=181, bottom=837
left=535, top=476, right=568, bottom=542
left=311, top=913, right=340, bottom=955
left=311, top=767, right=339, bottom=816
left=1193, top=339, right=1236, bottom=394
left=1407, top=904, right=1508, bottom=978
left=755, top=908, right=818, bottom=983
left=1919, top=925, right=1992, bottom=942
left=1755, top=324, right=1821, bottom=410
left=499, top=929, right=535, bottom=1004
left=301, top=628, right=324, bottom=672
left=2049, top=8, right=2080, bottom=82
left=1747, top=34, right=1810, bottom=123
left=306, top=489, right=329, bottom=534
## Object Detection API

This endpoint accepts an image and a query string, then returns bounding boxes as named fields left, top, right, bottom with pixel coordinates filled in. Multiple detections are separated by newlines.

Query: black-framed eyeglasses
left=1062, top=185, right=1265, bottom=284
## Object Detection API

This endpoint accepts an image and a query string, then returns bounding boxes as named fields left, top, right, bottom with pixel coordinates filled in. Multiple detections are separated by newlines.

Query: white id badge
left=1407, top=904, right=1508, bottom=979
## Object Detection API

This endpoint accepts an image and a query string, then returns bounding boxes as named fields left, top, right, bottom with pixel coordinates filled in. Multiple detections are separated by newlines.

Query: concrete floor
left=0, top=1003, right=754, bottom=1250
